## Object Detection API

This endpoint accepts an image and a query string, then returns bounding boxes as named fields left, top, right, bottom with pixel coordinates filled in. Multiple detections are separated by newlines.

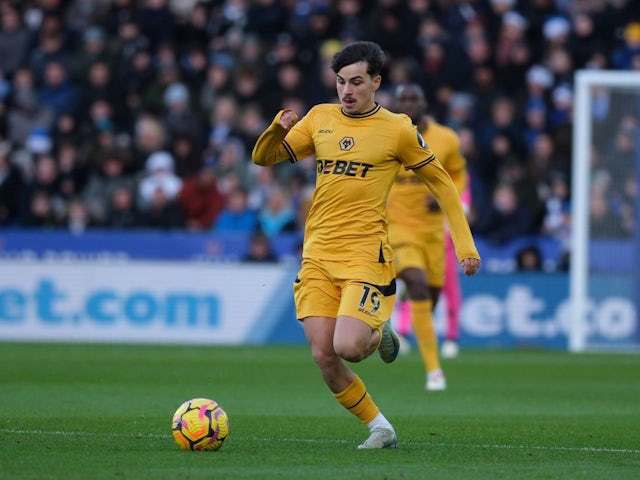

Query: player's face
left=335, top=61, right=381, bottom=115
left=395, top=86, right=426, bottom=124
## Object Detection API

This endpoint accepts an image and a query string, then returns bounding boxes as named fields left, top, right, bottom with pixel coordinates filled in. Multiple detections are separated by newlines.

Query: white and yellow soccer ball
left=171, top=398, right=230, bottom=451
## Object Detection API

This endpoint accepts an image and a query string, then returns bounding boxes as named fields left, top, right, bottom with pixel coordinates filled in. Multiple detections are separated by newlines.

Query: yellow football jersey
left=387, top=120, right=467, bottom=232
left=252, top=104, right=478, bottom=263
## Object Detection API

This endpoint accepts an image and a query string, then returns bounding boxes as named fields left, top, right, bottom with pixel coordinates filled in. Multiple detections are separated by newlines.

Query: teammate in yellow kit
left=387, top=83, right=468, bottom=391
left=252, top=42, right=480, bottom=449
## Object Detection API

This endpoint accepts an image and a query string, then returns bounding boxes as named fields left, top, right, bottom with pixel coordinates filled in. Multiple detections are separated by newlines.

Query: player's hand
left=279, top=110, right=298, bottom=130
left=460, top=258, right=480, bottom=276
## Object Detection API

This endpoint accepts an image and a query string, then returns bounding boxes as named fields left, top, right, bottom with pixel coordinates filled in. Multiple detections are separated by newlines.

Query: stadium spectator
left=27, top=29, right=68, bottom=84
left=162, top=81, right=205, bottom=147
left=82, top=147, right=137, bottom=224
left=138, top=182, right=186, bottom=230
left=213, top=186, right=258, bottom=233
left=69, top=26, right=117, bottom=85
left=243, top=230, right=278, bottom=263
left=22, top=152, right=64, bottom=217
left=178, top=161, right=226, bottom=231
left=515, top=245, right=543, bottom=271
left=0, top=5, right=32, bottom=76
left=611, top=21, right=640, bottom=70
left=56, top=140, right=88, bottom=201
left=138, top=150, right=182, bottom=209
left=78, top=60, right=121, bottom=119
left=137, top=0, right=176, bottom=52
left=62, top=197, right=97, bottom=234
left=105, top=185, right=142, bottom=230
left=258, top=185, right=296, bottom=237
left=0, top=0, right=637, bottom=268
left=0, top=140, right=24, bottom=226
left=541, top=171, right=571, bottom=269
left=38, top=61, right=79, bottom=120
left=474, top=181, right=535, bottom=244
left=131, top=113, right=167, bottom=171
left=22, top=189, right=60, bottom=229
left=199, top=53, right=235, bottom=113
left=7, top=69, right=54, bottom=150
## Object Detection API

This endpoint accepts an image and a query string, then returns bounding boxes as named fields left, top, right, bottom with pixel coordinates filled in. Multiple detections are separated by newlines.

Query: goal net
left=569, top=70, right=640, bottom=352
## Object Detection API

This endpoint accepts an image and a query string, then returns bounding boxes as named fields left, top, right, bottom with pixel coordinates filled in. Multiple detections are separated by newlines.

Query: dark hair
left=331, top=41, right=385, bottom=77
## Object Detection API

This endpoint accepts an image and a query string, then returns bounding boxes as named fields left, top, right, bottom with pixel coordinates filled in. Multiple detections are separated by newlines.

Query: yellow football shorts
left=391, top=226, right=445, bottom=287
left=293, top=257, right=397, bottom=330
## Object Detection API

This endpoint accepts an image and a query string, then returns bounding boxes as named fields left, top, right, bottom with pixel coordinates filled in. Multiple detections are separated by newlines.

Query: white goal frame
left=569, top=70, right=640, bottom=352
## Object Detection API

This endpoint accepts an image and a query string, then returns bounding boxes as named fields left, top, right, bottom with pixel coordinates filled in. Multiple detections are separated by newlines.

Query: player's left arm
left=412, top=159, right=480, bottom=276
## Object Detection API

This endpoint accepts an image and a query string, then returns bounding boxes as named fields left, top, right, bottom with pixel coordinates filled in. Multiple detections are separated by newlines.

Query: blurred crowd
left=0, top=0, right=638, bottom=264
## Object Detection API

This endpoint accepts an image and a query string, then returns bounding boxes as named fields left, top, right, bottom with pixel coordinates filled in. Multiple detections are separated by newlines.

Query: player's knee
left=310, top=343, right=339, bottom=369
left=333, top=338, right=366, bottom=363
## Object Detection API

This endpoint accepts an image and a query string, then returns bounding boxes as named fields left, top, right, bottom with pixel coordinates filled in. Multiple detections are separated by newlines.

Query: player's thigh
left=337, top=260, right=396, bottom=331
left=294, top=259, right=341, bottom=320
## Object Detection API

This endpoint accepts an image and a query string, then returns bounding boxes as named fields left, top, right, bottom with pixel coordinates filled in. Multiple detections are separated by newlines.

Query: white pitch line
left=1, top=429, right=638, bottom=455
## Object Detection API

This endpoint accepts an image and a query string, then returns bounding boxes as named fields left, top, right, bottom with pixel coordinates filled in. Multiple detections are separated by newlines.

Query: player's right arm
left=252, top=110, right=299, bottom=166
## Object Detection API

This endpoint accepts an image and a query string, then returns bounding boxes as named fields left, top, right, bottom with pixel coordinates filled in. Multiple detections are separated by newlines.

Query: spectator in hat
left=137, top=150, right=182, bottom=209
left=199, top=53, right=234, bottom=113
left=543, top=15, right=571, bottom=48
left=162, top=81, right=204, bottom=147
left=69, top=26, right=116, bottom=83
left=525, top=64, right=553, bottom=107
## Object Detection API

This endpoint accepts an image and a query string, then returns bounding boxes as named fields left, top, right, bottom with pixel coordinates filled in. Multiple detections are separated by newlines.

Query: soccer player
left=387, top=83, right=469, bottom=390
left=252, top=42, right=480, bottom=449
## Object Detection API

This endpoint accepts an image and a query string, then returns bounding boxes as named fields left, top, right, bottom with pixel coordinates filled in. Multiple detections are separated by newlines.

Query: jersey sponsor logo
left=339, top=136, right=354, bottom=151
left=316, top=159, right=374, bottom=177
left=318, top=129, right=333, bottom=133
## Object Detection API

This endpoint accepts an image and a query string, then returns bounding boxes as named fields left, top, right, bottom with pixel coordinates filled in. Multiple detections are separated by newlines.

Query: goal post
left=569, top=70, right=640, bottom=352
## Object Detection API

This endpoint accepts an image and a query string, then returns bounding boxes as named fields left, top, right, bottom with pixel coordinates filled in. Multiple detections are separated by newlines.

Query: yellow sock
left=410, top=299, right=441, bottom=373
left=333, top=375, right=379, bottom=424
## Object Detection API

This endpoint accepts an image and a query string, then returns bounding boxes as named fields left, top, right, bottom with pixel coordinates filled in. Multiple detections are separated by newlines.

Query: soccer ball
left=171, top=398, right=230, bottom=451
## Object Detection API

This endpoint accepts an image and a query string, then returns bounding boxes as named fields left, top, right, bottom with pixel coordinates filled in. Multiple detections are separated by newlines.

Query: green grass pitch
left=0, top=342, right=638, bottom=480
